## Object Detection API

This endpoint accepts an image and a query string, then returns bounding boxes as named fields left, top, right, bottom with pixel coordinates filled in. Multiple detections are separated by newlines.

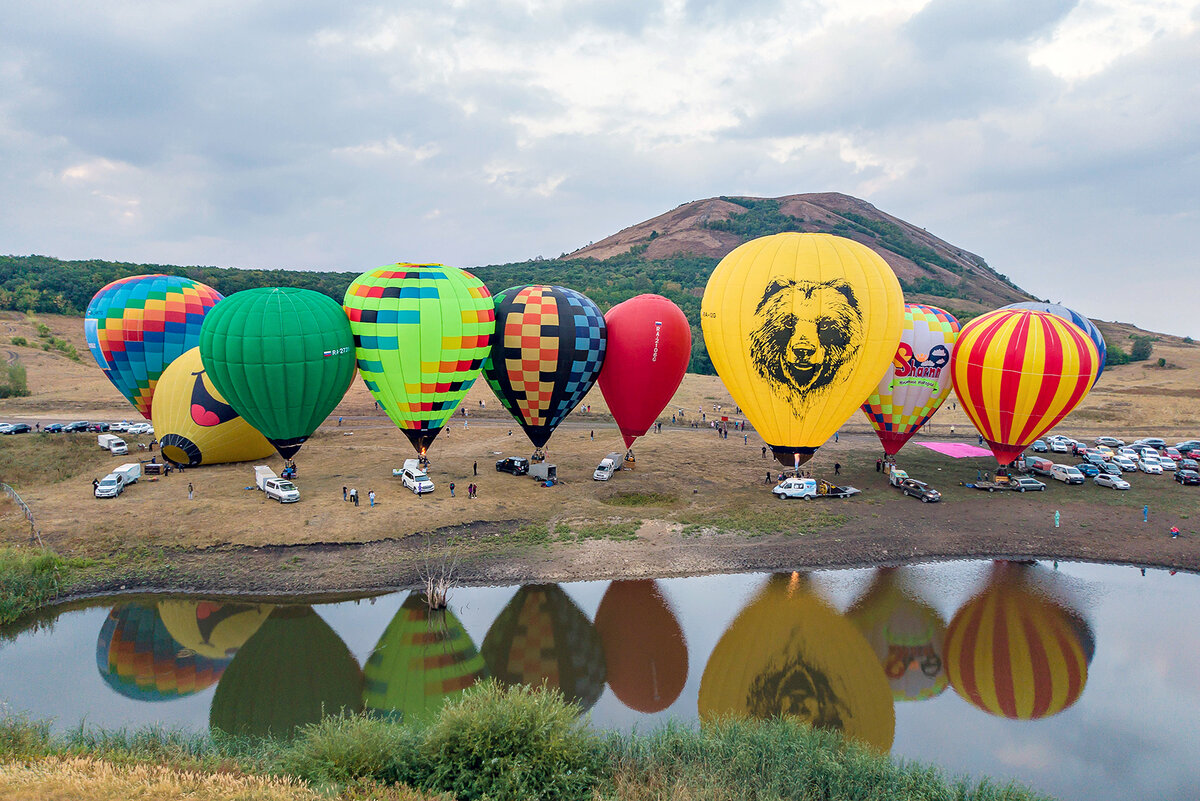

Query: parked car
left=1138, top=457, right=1163, bottom=474
left=94, top=474, right=124, bottom=498
left=43, top=423, right=64, bottom=433
left=1180, top=458, right=1200, bottom=471
left=263, top=477, right=300, bottom=502
left=2, top=423, right=30, bottom=434
left=1094, top=474, right=1131, bottom=490
left=1084, top=452, right=1107, bottom=467
left=1175, top=469, right=1200, bottom=486
left=1049, top=439, right=1070, bottom=453
left=1164, top=447, right=1183, bottom=462
left=1117, top=447, right=1139, bottom=458
left=1093, top=445, right=1115, bottom=460
left=87, top=422, right=110, bottom=433
left=1011, top=477, right=1046, bottom=492
left=1026, top=457, right=1055, bottom=477
left=1031, top=440, right=1048, bottom=453
left=1098, top=461, right=1122, bottom=475
left=1095, top=436, right=1125, bottom=447
left=0, top=424, right=12, bottom=434
left=773, top=477, right=819, bottom=500
left=495, top=456, right=530, bottom=476
left=127, top=423, right=153, bottom=435
left=1074, top=462, right=1100, bottom=477
left=400, top=459, right=434, bottom=495
left=899, top=479, right=941, bottom=503
left=1052, top=464, right=1085, bottom=484
left=1135, top=437, right=1167, bottom=449
left=1112, top=456, right=1138, bottom=472
left=1155, top=455, right=1177, bottom=472
left=63, top=421, right=90, bottom=432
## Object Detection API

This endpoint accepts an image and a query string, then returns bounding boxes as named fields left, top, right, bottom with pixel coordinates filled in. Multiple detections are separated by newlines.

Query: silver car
left=1094, top=473, right=1130, bottom=490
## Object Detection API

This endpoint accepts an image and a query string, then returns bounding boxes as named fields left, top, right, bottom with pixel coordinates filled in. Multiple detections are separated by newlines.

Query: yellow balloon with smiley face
left=150, top=348, right=276, bottom=466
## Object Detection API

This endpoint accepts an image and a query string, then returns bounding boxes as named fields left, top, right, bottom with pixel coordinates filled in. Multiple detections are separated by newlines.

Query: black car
left=1175, top=469, right=1200, bottom=486
left=496, top=456, right=530, bottom=476
left=88, top=422, right=110, bottom=433
left=2, top=423, right=31, bottom=434
left=899, top=479, right=941, bottom=503
left=63, top=421, right=90, bottom=432
left=43, top=423, right=64, bottom=433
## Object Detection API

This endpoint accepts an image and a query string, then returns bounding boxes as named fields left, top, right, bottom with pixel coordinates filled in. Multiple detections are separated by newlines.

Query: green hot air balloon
left=344, top=264, right=495, bottom=455
left=199, top=288, right=356, bottom=459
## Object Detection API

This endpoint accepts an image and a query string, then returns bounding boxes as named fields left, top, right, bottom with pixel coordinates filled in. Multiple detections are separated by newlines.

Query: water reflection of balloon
left=480, top=585, right=606, bottom=712
left=85, top=275, right=223, bottom=419
left=363, top=594, right=487, bottom=724
left=210, top=606, right=362, bottom=738
left=699, top=573, right=895, bottom=750
left=701, top=233, right=904, bottom=467
left=95, top=602, right=227, bottom=701
left=344, top=264, right=495, bottom=455
left=861, top=304, right=960, bottom=456
left=150, top=348, right=276, bottom=467
left=1001, top=302, right=1106, bottom=386
left=156, top=600, right=272, bottom=661
left=944, top=563, right=1090, bottom=720
left=846, top=569, right=948, bottom=702
left=597, top=295, right=691, bottom=450
left=199, top=288, right=357, bottom=460
left=950, top=309, right=1099, bottom=466
left=481, top=286, right=606, bottom=451
left=593, top=580, right=688, bottom=713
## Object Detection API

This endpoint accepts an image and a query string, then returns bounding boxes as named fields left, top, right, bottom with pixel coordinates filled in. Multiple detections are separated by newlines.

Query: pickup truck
left=773, top=477, right=861, bottom=500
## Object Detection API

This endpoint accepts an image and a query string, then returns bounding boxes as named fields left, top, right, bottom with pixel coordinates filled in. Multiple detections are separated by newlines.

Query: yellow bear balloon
left=157, top=600, right=273, bottom=661
left=702, top=233, right=904, bottom=466
left=151, top=347, right=276, bottom=466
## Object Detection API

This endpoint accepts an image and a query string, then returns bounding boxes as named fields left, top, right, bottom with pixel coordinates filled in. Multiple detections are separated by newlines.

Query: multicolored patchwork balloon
left=343, top=264, right=494, bottom=455
left=481, top=286, right=607, bottom=450
left=85, top=275, right=223, bottom=419
left=1001, top=301, right=1107, bottom=386
left=861, top=304, right=960, bottom=456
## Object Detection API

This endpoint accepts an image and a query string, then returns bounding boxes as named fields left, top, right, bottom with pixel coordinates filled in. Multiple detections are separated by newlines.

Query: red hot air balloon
left=593, top=580, right=688, bottom=713
left=598, top=295, right=691, bottom=451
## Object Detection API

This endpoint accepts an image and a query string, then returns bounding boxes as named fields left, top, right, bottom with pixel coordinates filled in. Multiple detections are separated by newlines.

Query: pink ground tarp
left=916, top=442, right=994, bottom=459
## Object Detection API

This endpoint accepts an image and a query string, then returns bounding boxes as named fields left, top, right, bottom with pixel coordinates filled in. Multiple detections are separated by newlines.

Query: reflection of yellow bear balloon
left=699, top=573, right=895, bottom=750
left=150, top=348, right=275, bottom=466
left=701, top=233, right=904, bottom=467
left=157, top=600, right=273, bottom=661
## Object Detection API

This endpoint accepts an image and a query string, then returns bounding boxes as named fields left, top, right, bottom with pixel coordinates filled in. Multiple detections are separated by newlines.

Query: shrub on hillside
left=278, top=714, right=422, bottom=789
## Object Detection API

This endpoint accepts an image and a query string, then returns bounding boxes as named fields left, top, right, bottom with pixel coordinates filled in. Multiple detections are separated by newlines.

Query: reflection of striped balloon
left=950, top=310, right=1099, bottom=466
left=85, top=275, right=223, bottom=419
left=344, top=265, right=495, bottom=455
left=96, top=603, right=228, bottom=702
left=861, top=304, right=960, bottom=456
left=1001, top=302, right=1106, bottom=386
left=944, top=568, right=1089, bottom=719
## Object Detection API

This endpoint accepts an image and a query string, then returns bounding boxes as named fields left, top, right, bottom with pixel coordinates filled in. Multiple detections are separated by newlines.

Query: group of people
left=342, top=487, right=376, bottom=507
left=450, top=482, right=479, bottom=498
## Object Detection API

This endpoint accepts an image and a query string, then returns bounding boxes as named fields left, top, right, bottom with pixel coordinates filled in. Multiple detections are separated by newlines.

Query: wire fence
left=1, top=482, right=43, bottom=546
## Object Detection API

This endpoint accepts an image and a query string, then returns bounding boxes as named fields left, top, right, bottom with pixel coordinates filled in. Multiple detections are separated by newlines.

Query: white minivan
left=1051, top=464, right=1085, bottom=484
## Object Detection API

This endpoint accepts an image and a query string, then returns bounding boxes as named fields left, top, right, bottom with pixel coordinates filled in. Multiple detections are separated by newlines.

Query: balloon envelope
left=344, top=264, right=495, bottom=455
left=150, top=348, right=276, bottom=466
left=481, top=286, right=607, bottom=449
left=701, top=233, right=904, bottom=467
left=199, top=288, right=357, bottom=459
left=157, top=600, right=273, bottom=661
left=950, top=309, right=1099, bottom=466
left=85, top=275, right=223, bottom=419
left=598, top=295, right=691, bottom=450
left=96, top=602, right=228, bottom=702
left=593, top=580, right=688, bottom=713
left=861, top=304, right=960, bottom=456
left=1001, top=302, right=1106, bottom=385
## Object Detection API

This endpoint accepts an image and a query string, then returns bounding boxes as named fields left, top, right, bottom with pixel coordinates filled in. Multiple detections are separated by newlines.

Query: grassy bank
left=0, top=546, right=78, bottom=626
left=1, top=681, right=1052, bottom=801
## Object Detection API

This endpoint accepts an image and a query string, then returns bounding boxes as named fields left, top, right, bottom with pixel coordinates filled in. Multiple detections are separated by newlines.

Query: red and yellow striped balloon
left=944, top=565, right=1089, bottom=720
left=950, top=309, right=1099, bottom=466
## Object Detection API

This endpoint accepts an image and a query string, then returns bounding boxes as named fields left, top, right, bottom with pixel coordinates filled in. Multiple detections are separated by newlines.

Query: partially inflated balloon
left=1002, top=302, right=1106, bottom=386
left=593, top=580, right=688, bottom=713
left=344, top=264, right=494, bottom=455
left=85, top=275, right=223, bottom=418
left=96, top=603, right=228, bottom=702
left=363, top=594, right=487, bottom=724
left=598, top=295, right=691, bottom=450
left=482, top=286, right=606, bottom=450
left=157, top=600, right=272, bottom=661
left=151, top=348, right=276, bottom=466
left=702, top=234, right=904, bottom=467
left=951, top=309, right=1099, bottom=466
left=861, top=304, right=959, bottom=456
left=199, top=288, right=356, bottom=459
left=698, top=573, right=894, bottom=750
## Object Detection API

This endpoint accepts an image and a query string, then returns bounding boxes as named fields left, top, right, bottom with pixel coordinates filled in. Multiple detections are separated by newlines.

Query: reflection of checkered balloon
left=481, top=285, right=607, bottom=449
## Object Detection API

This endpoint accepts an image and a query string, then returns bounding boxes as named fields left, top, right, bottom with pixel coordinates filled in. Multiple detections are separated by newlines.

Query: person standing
left=950, top=425, right=955, bottom=436
left=343, top=486, right=348, bottom=501
left=1054, top=510, right=1060, bottom=528
left=876, top=458, right=882, bottom=472
left=1143, top=505, right=1149, bottom=523
left=473, top=461, right=478, bottom=476
left=762, top=446, right=767, bottom=459
left=92, top=477, right=99, bottom=491
left=449, top=482, right=456, bottom=497
left=590, top=430, right=594, bottom=440
left=834, top=463, right=841, bottom=476
left=368, top=490, right=375, bottom=507
left=188, top=482, right=194, bottom=500
left=351, top=488, right=358, bottom=507
left=834, top=431, right=839, bottom=443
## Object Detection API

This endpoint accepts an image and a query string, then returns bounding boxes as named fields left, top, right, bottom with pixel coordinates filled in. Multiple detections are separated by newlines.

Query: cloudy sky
left=2, top=0, right=1197, bottom=334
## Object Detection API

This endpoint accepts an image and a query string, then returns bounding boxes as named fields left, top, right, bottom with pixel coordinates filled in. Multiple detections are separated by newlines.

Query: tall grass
left=0, top=546, right=69, bottom=626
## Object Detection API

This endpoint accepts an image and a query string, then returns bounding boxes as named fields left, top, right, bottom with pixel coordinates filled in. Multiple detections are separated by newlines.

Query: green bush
left=1130, top=336, right=1153, bottom=361
left=277, top=713, right=422, bottom=789
left=10, top=336, right=27, bottom=346
left=0, top=546, right=67, bottom=625
left=420, top=680, right=603, bottom=801
left=0, top=711, right=52, bottom=757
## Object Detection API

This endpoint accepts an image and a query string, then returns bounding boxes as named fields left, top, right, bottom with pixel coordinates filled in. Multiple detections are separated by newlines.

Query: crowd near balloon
left=84, top=231, right=1105, bottom=478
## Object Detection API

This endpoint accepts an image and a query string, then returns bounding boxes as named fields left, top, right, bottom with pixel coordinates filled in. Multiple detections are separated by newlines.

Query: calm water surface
left=2, top=560, right=1198, bottom=801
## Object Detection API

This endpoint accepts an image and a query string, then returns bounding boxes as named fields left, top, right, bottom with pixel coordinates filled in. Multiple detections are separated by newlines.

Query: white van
left=263, top=477, right=300, bottom=503
left=1051, top=464, right=1085, bottom=484
left=400, top=458, right=434, bottom=495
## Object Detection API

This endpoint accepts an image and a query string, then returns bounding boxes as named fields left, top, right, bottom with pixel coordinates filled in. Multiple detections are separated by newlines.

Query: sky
left=2, top=0, right=1197, bottom=335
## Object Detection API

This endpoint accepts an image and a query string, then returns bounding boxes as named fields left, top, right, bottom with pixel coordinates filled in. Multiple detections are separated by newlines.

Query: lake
left=2, top=559, right=1198, bottom=801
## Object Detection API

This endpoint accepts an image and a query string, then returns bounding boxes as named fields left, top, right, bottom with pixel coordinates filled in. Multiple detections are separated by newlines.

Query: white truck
left=113, top=463, right=141, bottom=485
left=255, top=465, right=300, bottom=502
left=97, top=433, right=126, bottom=452
left=593, top=453, right=624, bottom=481
left=254, top=466, right=277, bottom=489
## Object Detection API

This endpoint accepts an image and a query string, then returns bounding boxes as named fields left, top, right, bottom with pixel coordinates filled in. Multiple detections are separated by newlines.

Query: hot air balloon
left=861, top=304, right=960, bottom=456
left=846, top=569, right=948, bottom=702
left=150, top=348, right=276, bottom=467
left=1001, top=302, right=1106, bottom=386
left=198, top=288, right=356, bottom=460
left=480, top=584, right=606, bottom=712
left=96, top=602, right=228, bottom=701
left=210, top=606, right=363, bottom=738
left=950, top=309, right=1099, bottom=466
left=343, top=264, right=495, bottom=455
left=944, top=563, right=1090, bottom=719
left=362, top=594, right=487, bottom=724
left=157, top=600, right=273, bottom=661
left=598, top=295, right=691, bottom=452
left=701, top=233, right=904, bottom=468
left=698, top=573, right=895, bottom=750
left=85, top=275, right=223, bottom=419
left=481, top=286, right=606, bottom=454
left=593, top=580, right=688, bottom=713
